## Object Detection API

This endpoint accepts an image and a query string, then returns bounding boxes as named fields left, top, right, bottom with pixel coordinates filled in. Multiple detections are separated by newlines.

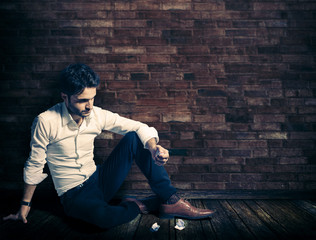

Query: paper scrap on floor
left=175, top=219, right=185, bottom=230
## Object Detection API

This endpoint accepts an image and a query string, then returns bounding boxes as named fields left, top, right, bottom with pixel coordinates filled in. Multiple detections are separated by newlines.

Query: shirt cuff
left=23, top=168, right=48, bottom=185
left=137, top=127, right=159, bottom=148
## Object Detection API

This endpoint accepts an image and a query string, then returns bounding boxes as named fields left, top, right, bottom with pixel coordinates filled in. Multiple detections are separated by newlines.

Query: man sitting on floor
left=4, top=63, right=215, bottom=228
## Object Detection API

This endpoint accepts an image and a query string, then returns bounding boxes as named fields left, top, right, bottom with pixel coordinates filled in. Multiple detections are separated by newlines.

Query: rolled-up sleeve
left=23, top=116, right=49, bottom=185
left=100, top=109, right=159, bottom=147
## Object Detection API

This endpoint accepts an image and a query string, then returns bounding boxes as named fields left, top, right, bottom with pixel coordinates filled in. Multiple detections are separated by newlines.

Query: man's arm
left=146, top=137, right=169, bottom=166
left=3, top=183, right=37, bottom=223
left=4, top=116, right=49, bottom=223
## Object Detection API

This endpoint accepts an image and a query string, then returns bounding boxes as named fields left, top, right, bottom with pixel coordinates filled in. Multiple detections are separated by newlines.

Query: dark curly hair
left=60, top=63, right=100, bottom=96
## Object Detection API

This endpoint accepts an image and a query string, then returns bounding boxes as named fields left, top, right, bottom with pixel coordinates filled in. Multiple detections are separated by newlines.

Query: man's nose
left=86, top=99, right=93, bottom=109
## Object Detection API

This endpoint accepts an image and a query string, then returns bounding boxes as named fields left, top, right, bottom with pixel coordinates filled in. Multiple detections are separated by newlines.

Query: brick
left=115, top=20, right=147, bottom=28
left=183, top=157, right=214, bottom=164
left=112, top=46, right=146, bottom=54
left=243, top=165, right=274, bottom=173
left=238, top=140, right=267, bottom=149
left=115, top=64, right=147, bottom=71
left=198, top=89, right=227, bottom=97
left=172, top=140, right=204, bottom=148
left=231, top=174, right=265, bottom=182
left=191, top=148, right=221, bottom=157
left=225, top=29, right=256, bottom=37
left=223, top=150, right=251, bottom=157
left=106, top=56, right=137, bottom=64
left=202, top=123, right=230, bottom=131
left=213, top=165, right=242, bottom=173
left=193, top=2, right=225, bottom=11
left=251, top=123, right=281, bottom=131
left=205, top=140, right=237, bottom=148
left=138, top=37, right=168, bottom=45
left=130, top=113, right=160, bottom=122
left=279, top=157, right=308, bottom=165
left=171, top=174, right=201, bottom=182
left=131, top=182, right=150, bottom=190
left=163, top=113, right=192, bottom=123
left=171, top=182, right=192, bottom=190
left=137, top=99, right=169, bottom=106
left=259, top=132, right=288, bottom=140
left=253, top=149, right=269, bottom=157
left=107, top=81, right=137, bottom=90
left=231, top=123, right=250, bottom=132
left=226, top=2, right=253, bottom=11
left=194, top=114, right=225, bottom=123
left=196, top=97, right=227, bottom=107
left=178, top=46, right=210, bottom=55
left=226, top=109, right=253, bottom=123
left=113, top=29, right=146, bottom=38
left=203, top=173, right=230, bottom=182
left=271, top=148, right=303, bottom=158
left=162, top=30, right=192, bottom=38
left=180, top=131, right=195, bottom=140
left=178, top=165, right=210, bottom=173
left=170, top=123, right=200, bottom=132
left=130, top=1, right=160, bottom=10
left=138, top=81, right=160, bottom=89
left=254, top=2, right=287, bottom=11
left=84, top=47, right=111, bottom=54
left=246, top=98, right=270, bottom=106
left=192, top=182, right=225, bottom=190
left=136, top=91, right=167, bottom=100
left=255, top=182, right=288, bottom=190
left=162, top=3, right=191, bottom=10
left=130, top=73, right=149, bottom=81
left=140, top=55, right=170, bottom=63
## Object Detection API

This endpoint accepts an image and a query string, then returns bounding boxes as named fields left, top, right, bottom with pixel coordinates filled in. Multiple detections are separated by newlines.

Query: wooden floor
left=1, top=198, right=316, bottom=240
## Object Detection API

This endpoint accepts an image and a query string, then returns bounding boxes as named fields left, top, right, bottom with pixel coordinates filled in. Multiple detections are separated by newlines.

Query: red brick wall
left=1, top=0, right=315, bottom=192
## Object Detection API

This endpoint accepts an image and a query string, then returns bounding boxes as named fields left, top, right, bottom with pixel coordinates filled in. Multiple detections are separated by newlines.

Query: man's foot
left=123, top=195, right=161, bottom=214
left=159, top=199, right=216, bottom=219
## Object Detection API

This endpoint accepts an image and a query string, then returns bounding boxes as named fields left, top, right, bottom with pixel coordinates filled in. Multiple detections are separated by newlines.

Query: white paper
left=174, top=219, right=185, bottom=230
left=150, top=222, right=160, bottom=232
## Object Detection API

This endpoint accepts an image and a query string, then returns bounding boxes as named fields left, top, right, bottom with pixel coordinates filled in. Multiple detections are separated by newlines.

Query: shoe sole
left=159, top=211, right=216, bottom=220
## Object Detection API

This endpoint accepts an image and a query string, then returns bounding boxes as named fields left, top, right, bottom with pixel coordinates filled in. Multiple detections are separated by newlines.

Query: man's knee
left=125, top=131, right=137, bottom=139
left=123, top=131, right=140, bottom=144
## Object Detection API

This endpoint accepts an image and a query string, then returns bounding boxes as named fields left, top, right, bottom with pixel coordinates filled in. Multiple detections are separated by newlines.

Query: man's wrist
left=145, top=138, right=157, bottom=151
left=20, top=200, right=32, bottom=207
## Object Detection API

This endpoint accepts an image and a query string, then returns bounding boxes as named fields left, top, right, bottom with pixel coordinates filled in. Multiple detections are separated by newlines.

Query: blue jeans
left=60, top=132, right=177, bottom=228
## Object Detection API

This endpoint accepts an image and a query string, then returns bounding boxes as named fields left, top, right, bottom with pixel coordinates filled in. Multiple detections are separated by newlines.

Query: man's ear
left=61, top=92, right=68, bottom=103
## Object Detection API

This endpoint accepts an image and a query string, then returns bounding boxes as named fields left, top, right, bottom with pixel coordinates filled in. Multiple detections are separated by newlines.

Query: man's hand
left=152, top=145, right=169, bottom=166
left=3, top=205, right=30, bottom=224
left=146, top=138, right=169, bottom=166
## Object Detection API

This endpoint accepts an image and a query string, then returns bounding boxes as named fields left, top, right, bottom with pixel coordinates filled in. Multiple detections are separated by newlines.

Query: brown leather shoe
left=159, top=199, right=216, bottom=219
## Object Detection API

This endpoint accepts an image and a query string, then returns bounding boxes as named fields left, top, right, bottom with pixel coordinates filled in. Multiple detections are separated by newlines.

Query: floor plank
left=100, top=214, right=141, bottom=240
left=255, top=200, right=316, bottom=240
left=219, top=200, right=254, bottom=240
left=1, top=199, right=316, bottom=240
left=204, top=200, right=248, bottom=240
left=198, top=200, right=217, bottom=240
left=228, top=200, right=279, bottom=240
left=291, top=199, right=316, bottom=217
left=175, top=200, right=208, bottom=240
left=244, top=200, right=290, bottom=240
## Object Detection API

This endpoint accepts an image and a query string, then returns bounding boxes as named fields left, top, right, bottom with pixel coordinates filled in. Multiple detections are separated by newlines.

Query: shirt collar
left=61, top=102, right=73, bottom=127
left=61, top=102, right=93, bottom=127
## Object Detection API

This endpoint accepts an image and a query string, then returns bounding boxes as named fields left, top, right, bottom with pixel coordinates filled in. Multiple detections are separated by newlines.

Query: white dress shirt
left=23, top=102, right=159, bottom=196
